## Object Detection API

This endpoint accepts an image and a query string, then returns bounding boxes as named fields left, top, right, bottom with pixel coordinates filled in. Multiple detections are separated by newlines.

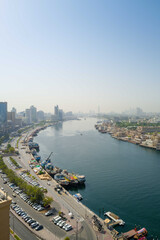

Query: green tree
left=43, top=196, right=53, bottom=207
left=9, top=147, right=15, bottom=153
left=7, top=144, right=11, bottom=149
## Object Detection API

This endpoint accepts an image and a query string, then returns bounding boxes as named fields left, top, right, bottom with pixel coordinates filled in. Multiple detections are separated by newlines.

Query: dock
left=104, top=211, right=125, bottom=226
left=109, top=220, right=125, bottom=227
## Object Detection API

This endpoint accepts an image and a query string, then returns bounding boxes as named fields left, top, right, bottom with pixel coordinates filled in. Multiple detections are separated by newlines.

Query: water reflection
left=64, top=183, right=86, bottom=191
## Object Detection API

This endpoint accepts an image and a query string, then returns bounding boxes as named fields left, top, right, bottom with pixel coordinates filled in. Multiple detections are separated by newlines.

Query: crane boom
left=46, top=152, right=53, bottom=161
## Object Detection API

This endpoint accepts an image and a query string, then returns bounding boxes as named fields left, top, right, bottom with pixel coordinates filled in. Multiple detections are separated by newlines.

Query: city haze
left=1, top=0, right=160, bottom=113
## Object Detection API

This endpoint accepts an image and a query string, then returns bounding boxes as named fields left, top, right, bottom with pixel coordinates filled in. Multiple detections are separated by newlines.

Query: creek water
left=35, top=118, right=160, bottom=238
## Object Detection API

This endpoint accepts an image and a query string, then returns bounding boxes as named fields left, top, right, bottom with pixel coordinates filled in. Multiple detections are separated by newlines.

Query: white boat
left=73, top=193, right=83, bottom=201
left=104, top=211, right=125, bottom=225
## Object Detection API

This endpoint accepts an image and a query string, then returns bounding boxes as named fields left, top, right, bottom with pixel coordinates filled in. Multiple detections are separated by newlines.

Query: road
left=0, top=168, right=66, bottom=239
left=10, top=212, right=38, bottom=240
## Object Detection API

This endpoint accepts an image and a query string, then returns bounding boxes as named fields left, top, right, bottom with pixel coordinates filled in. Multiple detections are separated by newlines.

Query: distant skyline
left=1, top=0, right=160, bottom=113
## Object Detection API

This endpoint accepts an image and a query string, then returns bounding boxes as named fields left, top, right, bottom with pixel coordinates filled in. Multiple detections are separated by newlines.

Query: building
left=25, top=109, right=31, bottom=124
left=30, top=105, right=37, bottom=123
left=58, top=109, right=64, bottom=121
left=0, top=102, right=7, bottom=127
left=11, top=107, right=17, bottom=117
left=7, top=112, right=15, bottom=123
left=54, top=105, right=59, bottom=120
left=15, top=118, right=23, bottom=127
left=54, top=105, right=64, bottom=121
left=37, top=111, right=45, bottom=122
left=0, top=189, right=12, bottom=240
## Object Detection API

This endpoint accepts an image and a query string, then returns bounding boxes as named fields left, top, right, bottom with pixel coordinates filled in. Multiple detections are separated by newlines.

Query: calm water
left=35, top=118, right=160, bottom=237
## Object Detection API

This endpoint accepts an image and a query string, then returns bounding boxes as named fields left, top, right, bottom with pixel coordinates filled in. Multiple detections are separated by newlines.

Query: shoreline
left=96, top=124, right=160, bottom=152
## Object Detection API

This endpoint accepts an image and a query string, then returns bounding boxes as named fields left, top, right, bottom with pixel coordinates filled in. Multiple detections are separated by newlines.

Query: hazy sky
left=0, top=0, right=160, bottom=113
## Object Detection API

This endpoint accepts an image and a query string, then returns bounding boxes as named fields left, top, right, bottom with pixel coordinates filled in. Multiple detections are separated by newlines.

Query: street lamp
left=75, top=219, right=80, bottom=240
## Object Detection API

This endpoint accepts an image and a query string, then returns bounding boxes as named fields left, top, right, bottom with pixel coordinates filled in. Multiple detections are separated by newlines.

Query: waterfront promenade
left=8, top=129, right=114, bottom=240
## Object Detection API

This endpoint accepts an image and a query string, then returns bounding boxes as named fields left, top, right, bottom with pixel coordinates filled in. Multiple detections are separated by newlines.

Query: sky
left=0, top=0, right=160, bottom=113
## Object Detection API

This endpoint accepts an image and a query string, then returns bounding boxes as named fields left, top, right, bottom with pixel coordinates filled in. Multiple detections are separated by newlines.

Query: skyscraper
left=11, top=107, right=17, bottom=117
left=7, top=112, right=15, bottom=124
left=59, top=109, right=64, bottom=121
left=30, top=105, right=37, bottom=123
left=54, top=105, right=64, bottom=121
left=54, top=105, right=59, bottom=121
left=0, top=102, right=7, bottom=127
left=25, top=109, right=31, bottom=124
left=37, top=111, right=45, bottom=122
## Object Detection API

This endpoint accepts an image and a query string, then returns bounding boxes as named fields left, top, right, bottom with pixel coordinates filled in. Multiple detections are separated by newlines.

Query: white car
left=63, top=223, right=69, bottom=229
left=57, top=220, right=63, bottom=226
left=59, top=221, right=66, bottom=228
left=52, top=215, right=59, bottom=221
left=53, top=216, right=61, bottom=224
left=65, top=225, right=72, bottom=231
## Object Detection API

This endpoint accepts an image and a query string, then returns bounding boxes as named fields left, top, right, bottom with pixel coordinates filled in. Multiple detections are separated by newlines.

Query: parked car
left=35, top=225, right=43, bottom=231
left=57, top=220, right=63, bottom=226
left=45, top=208, right=54, bottom=216
left=65, top=225, right=72, bottom=231
left=53, top=216, right=61, bottom=224
left=55, top=217, right=62, bottom=225
left=24, top=217, right=31, bottom=222
left=38, top=206, right=44, bottom=211
left=31, top=222, right=39, bottom=229
left=28, top=220, right=36, bottom=226
left=59, top=221, right=66, bottom=228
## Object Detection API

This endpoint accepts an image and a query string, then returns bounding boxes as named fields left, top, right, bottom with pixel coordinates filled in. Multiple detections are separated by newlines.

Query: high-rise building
left=54, top=105, right=64, bottom=121
left=30, top=105, right=37, bottom=123
left=37, top=111, right=45, bottom=122
left=54, top=105, right=59, bottom=119
left=0, top=102, right=7, bottom=127
left=11, top=107, right=17, bottom=117
left=59, top=109, right=64, bottom=121
left=7, top=112, right=15, bottom=123
left=0, top=189, right=12, bottom=240
left=25, top=109, right=31, bottom=124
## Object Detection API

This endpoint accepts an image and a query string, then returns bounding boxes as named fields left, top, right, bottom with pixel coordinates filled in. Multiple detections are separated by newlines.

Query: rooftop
left=0, top=189, right=12, bottom=204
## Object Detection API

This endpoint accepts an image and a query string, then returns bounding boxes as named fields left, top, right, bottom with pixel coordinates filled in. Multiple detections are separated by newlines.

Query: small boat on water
left=134, top=228, right=148, bottom=239
left=104, top=211, right=125, bottom=225
left=73, top=193, right=83, bottom=201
